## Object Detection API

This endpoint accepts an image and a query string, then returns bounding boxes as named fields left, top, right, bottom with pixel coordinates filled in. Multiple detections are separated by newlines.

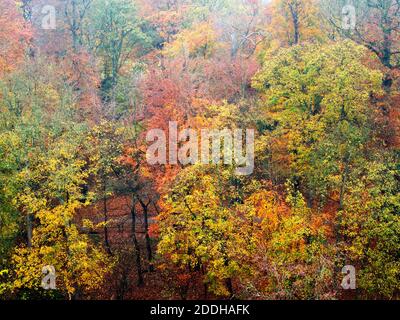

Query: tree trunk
left=131, top=196, right=144, bottom=286
left=139, top=199, right=154, bottom=272
left=289, top=2, right=300, bottom=45
left=71, top=0, right=79, bottom=51
left=103, top=182, right=112, bottom=255
left=26, top=214, right=32, bottom=247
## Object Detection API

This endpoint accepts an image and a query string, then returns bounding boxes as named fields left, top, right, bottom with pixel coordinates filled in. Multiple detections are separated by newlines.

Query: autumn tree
left=158, top=165, right=253, bottom=298
left=262, top=0, right=324, bottom=53
left=84, top=0, right=151, bottom=103
left=253, top=40, right=400, bottom=298
left=0, top=0, right=31, bottom=77
left=322, top=0, right=400, bottom=91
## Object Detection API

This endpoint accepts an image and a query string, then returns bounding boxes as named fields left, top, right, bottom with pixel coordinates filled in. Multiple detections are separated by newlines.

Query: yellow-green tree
left=253, top=40, right=400, bottom=298
left=158, top=165, right=253, bottom=298
left=9, top=129, right=113, bottom=299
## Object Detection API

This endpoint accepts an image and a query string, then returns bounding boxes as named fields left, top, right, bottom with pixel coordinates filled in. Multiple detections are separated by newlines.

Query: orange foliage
left=0, top=0, right=31, bottom=77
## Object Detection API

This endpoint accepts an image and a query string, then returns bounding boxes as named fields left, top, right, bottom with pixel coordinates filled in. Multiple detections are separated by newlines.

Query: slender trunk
left=139, top=199, right=154, bottom=272
left=381, top=6, right=393, bottom=93
left=71, top=0, right=79, bottom=51
left=26, top=214, right=32, bottom=247
left=293, top=17, right=300, bottom=45
left=222, top=242, right=234, bottom=298
left=226, top=277, right=234, bottom=298
left=131, top=196, right=144, bottom=286
left=103, top=182, right=111, bottom=254
left=231, top=33, right=239, bottom=58
left=289, top=3, right=300, bottom=45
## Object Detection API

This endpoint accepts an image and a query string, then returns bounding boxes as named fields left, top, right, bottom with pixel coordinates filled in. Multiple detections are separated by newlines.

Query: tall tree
left=0, top=0, right=31, bottom=77
left=323, top=0, right=400, bottom=91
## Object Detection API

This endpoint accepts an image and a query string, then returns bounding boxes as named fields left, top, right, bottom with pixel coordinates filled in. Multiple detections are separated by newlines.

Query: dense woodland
left=0, top=0, right=399, bottom=300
